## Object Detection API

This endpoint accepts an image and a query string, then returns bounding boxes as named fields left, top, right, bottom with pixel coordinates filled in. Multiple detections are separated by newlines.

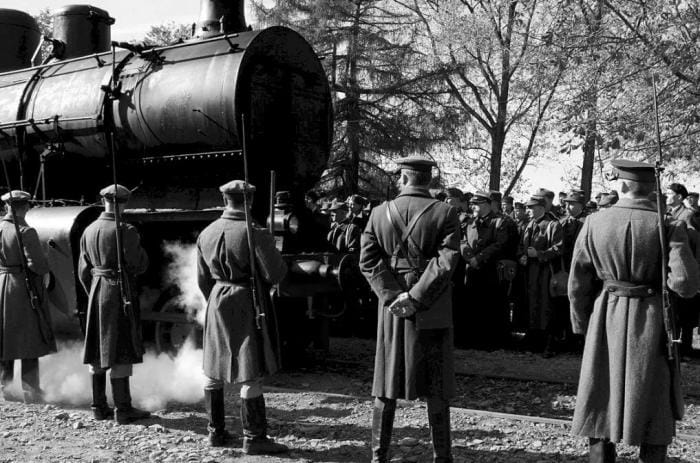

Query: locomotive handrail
left=0, top=115, right=101, bottom=131
left=137, top=150, right=243, bottom=164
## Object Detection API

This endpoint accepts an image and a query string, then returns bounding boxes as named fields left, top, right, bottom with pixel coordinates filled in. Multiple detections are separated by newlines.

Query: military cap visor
left=395, top=155, right=437, bottom=172
left=99, top=184, right=131, bottom=201
left=470, top=190, right=491, bottom=204
left=1, top=190, right=31, bottom=203
left=609, top=159, right=655, bottom=183
left=219, top=180, right=256, bottom=194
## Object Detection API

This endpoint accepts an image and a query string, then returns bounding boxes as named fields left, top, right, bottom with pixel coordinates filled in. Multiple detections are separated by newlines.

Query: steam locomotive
left=0, top=1, right=358, bottom=352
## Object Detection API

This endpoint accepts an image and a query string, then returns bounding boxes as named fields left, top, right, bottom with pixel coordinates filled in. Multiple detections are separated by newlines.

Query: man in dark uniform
left=197, top=180, right=288, bottom=454
left=79, top=185, right=150, bottom=424
left=502, top=195, right=515, bottom=219
left=534, top=188, right=561, bottom=219
left=0, top=190, right=55, bottom=403
left=519, top=195, right=564, bottom=354
left=665, top=182, right=700, bottom=357
left=460, top=191, right=509, bottom=349
left=360, top=156, right=460, bottom=463
left=327, top=199, right=361, bottom=253
left=347, top=194, right=369, bottom=229
left=569, top=160, right=700, bottom=463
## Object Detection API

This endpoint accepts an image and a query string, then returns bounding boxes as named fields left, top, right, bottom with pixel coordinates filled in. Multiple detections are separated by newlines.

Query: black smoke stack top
left=52, top=5, right=114, bottom=59
left=0, top=9, right=40, bottom=72
left=195, top=0, right=247, bottom=39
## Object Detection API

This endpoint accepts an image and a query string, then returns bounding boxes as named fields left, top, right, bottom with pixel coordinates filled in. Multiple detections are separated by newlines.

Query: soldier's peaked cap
left=525, top=196, right=546, bottom=207
left=470, top=190, right=491, bottom=203
left=533, top=188, right=555, bottom=199
left=395, top=156, right=437, bottom=172
left=99, top=184, right=131, bottom=202
left=562, top=190, right=585, bottom=204
left=1, top=190, right=31, bottom=203
left=219, top=180, right=256, bottom=194
left=609, top=159, right=655, bottom=183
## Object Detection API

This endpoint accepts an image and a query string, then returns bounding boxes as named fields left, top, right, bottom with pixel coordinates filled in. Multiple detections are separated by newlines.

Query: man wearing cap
left=598, top=190, right=619, bottom=208
left=665, top=182, right=700, bottom=358
left=489, top=190, right=520, bottom=267
left=459, top=191, right=509, bottom=349
left=347, top=194, right=369, bottom=229
left=79, top=184, right=150, bottom=423
left=533, top=188, right=561, bottom=219
left=360, top=155, right=460, bottom=463
left=196, top=180, right=288, bottom=454
left=502, top=195, right=515, bottom=219
left=327, top=199, right=361, bottom=253
left=569, top=160, right=700, bottom=463
left=0, top=190, right=55, bottom=403
left=519, top=195, right=564, bottom=354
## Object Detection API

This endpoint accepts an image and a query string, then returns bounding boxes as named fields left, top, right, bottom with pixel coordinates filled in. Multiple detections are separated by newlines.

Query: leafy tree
left=142, top=21, right=192, bottom=46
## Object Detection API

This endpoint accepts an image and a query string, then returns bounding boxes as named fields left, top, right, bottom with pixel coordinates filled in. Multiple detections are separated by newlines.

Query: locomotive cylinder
left=195, top=0, right=247, bottom=39
left=0, top=9, right=41, bottom=72
left=52, top=4, right=115, bottom=59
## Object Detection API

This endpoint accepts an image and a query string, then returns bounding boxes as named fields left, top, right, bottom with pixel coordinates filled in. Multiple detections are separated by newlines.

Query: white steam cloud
left=7, top=339, right=207, bottom=411
left=3, top=241, right=212, bottom=411
left=162, top=241, right=207, bottom=327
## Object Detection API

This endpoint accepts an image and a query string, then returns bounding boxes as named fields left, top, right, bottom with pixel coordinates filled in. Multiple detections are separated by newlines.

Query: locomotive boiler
left=0, top=1, right=355, bottom=352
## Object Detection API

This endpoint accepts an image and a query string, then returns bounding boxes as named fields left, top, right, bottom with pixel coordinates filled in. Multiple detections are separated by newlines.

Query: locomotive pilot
left=197, top=180, right=288, bottom=454
left=79, top=184, right=150, bottom=424
left=0, top=190, right=56, bottom=403
left=360, top=156, right=460, bottom=462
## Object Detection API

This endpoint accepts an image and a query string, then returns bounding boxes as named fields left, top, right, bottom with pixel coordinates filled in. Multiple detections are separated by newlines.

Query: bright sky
left=2, top=1, right=205, bottom=41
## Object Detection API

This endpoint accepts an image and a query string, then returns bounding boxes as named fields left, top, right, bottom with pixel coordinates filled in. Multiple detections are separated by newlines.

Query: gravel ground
left=1, top=337, right=700, bottom=462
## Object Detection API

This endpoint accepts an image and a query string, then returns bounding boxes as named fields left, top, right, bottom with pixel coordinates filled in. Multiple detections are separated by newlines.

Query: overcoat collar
left=612, top=197, right=656, bottom=212
left=1, top=214, right=27, bottom=226
left=221, top=209, right=246, bottom=220
left=98, top=212, right=115, bottom=221
left=397, top=186, right=432, bottom=199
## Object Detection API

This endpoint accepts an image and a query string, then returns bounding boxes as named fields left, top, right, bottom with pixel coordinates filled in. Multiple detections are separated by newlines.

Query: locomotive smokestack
left=195, top=0, right=247, bottom=39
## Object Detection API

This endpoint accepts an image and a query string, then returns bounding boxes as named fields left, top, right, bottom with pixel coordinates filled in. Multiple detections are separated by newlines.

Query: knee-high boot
left=589, top=438, right=616, bottom=463
left=21, top=359, right=42, bottom=403
left=639, top=444, right=667, bottom=463
left=240, top=395, right=288, bottom=455
left=427, top=397, right=452, bottom=463
left=204, top=388, right=233, bottom=447
left=91, top=373, right=113, bottom=420
left=111, top=377, right=150, bottom=425
left=371, top=397, right=396, bottom=463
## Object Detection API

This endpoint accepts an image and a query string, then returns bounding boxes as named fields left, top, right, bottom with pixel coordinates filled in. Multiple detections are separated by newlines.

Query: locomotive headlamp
left=271, top=209, right=299, bottom=235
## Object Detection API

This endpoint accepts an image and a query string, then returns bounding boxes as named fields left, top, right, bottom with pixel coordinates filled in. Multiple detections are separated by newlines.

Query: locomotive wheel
left=154, top=297, right=195, bottom=354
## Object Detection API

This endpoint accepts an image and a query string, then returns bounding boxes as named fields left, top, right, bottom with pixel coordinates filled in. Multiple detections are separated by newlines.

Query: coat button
left=648, top=289, right=653, bottom=295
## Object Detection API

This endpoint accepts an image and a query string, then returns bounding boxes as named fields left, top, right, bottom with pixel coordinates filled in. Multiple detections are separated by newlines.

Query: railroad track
left=265, top=385, right=700, bottom=443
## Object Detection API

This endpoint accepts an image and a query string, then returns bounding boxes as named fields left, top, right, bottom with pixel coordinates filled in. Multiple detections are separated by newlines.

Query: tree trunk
left=580, top=104, right=597, bottom=201
left=345, top=1, right=362, bottom=194
left=490, top=125, right=506, bottom=191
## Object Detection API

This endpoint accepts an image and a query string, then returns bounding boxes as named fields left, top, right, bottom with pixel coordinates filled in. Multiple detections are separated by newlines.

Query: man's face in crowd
left=331, top=209, right=347, bottom=223
left=515, top=207, right=526, bottom=221
left=684, top=195, right=698, bottom=209
left=473, top=201, right=491, bottom=217
left=502, top=201, right=513, bottom=213
left=665, top=189, right=682, bottom=208
left=566, top=201, right=583, bottom=217
left=527, top=205, right=545, bottom=220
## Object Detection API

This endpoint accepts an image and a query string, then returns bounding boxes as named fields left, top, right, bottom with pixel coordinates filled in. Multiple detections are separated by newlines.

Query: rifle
left=0, top=158, right=53, bottom=345
left=103, top=43, right=141, bottom=356
left=651, top=75, right=681, bottom=366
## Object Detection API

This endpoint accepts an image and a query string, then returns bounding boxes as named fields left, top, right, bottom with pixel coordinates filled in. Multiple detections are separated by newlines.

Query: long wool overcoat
left=360, top=186, right=460, bottom=400
left=520, top=215, right=564, bottom=330
left=197, top=210, right=287, bottom=384
left=568, top=198, right=700, bottom=445
left=0, top=215, right=56, bottom=360
left=79, top=212, right=149, bottom=368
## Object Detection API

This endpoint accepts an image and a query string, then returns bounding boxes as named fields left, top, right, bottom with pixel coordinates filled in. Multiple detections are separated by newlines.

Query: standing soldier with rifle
left=79, top=185, right=150, bottom=424
left=197, top=179, right=288, bottom=454
left=360, top=156, right=460, bottom=463
left=0, top=190, right=56, bottom=403
left=568, top=160, right=699, bottom=462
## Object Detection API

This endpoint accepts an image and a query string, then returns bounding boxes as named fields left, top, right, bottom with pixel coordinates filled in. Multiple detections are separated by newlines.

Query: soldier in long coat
left=519, top=196, right=564, bottom=353
left=360, top=156, right=460, bottom=463
left=327, top=200, right=361, bottom=253
left=0, top=190, right=55, bottom=402
left=569, top=160, right=700, bottom=463
left=79, top=184, right=150, bottom=424
left=197, top=180, right=288, bottom=454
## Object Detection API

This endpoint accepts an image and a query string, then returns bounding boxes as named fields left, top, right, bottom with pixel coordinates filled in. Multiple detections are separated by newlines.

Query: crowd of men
left=0, top=156, right=698, bottom=462
left=308, top=181, right=700, bottom=361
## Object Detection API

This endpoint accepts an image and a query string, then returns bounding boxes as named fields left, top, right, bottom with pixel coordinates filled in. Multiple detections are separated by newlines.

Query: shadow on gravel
left=156, top=414, right=210, bottom=436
